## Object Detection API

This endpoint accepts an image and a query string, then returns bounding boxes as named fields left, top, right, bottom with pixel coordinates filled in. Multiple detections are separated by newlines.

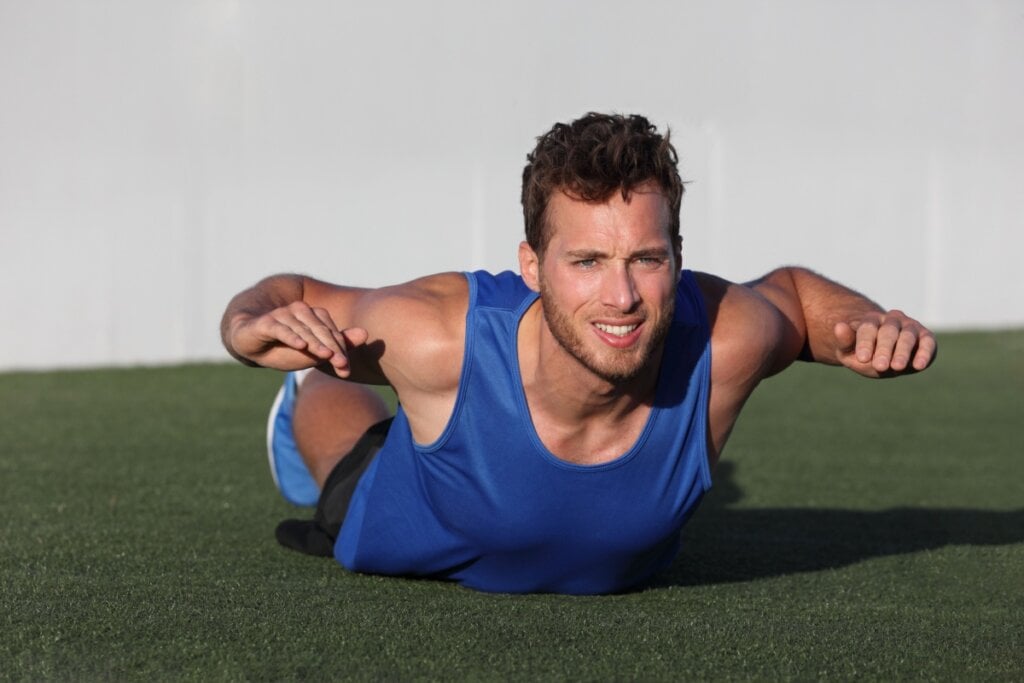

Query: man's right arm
left=221, top=272, right=469, bottom=396
left=221, top=274, right=375, bottom=378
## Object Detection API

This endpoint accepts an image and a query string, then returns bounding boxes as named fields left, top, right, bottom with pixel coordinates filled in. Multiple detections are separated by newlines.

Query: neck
left=518, top=301, right=661, bottom=423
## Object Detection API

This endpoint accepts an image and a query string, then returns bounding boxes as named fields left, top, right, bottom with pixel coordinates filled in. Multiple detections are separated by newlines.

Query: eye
left=635, top=256, right=665, bottom=268
left=574, top=258, right=597, bottom=269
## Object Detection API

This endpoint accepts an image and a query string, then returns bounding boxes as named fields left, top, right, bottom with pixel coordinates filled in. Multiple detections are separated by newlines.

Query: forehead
left=545, top=185, right=673, bottom=249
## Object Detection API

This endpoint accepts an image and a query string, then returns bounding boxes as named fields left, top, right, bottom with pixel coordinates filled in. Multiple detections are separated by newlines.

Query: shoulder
left=357, top=272, right=469, bottom=391
left=690, top=270, right=792, bottom=386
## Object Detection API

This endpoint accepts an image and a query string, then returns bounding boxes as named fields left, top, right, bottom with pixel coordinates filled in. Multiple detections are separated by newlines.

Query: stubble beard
left=538, top=282, right=676, bottom=385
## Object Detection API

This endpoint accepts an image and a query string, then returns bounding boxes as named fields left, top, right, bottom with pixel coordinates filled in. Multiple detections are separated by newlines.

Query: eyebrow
left=564, top=247, right=671, bottom=259
left=565, top=249, right=605, bottom=259
left=631, top=247, right=671, bottom=259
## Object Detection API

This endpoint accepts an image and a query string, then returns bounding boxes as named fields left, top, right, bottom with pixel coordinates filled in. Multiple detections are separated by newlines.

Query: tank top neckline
left=508, top=292, right=663, bottom=473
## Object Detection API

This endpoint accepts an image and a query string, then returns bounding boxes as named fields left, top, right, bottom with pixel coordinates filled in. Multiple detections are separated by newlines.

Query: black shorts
left=316, top=416, right=393, bottom=534
left=275, top=417, right=393, bottom=557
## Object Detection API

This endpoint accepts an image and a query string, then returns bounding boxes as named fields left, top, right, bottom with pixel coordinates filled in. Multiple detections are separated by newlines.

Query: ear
left=518, top=241, right=541, bottom=292
left=673, top=235, right=683, bottom=273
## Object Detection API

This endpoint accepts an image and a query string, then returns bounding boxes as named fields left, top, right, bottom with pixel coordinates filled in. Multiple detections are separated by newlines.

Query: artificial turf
left=1, top=330, right=1021, bottom=681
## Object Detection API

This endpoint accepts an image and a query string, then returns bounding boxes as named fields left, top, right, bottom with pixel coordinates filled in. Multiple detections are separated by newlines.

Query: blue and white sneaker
left=266, top=369, right=319, bottom=506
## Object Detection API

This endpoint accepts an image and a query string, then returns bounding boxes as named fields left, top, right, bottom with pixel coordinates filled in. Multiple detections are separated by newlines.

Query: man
left=221, top=113, right=936, bottom=595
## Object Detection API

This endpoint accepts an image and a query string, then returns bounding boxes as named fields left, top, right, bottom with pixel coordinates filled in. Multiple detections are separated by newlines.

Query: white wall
left=1, top=0, right=1021, bottom=370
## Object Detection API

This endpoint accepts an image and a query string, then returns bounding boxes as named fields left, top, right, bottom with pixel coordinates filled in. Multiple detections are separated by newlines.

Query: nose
left=601, top=262, right=640, bottom=312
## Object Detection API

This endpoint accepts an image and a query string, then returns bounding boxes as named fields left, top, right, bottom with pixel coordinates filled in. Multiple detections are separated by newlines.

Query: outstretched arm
left=749, top=267, right=937, bottom=378
left=221, top=274, right=371, bottom=378
left=696, top=268, right=937, bottom=464
left=221, top=271, right=468, bottom=400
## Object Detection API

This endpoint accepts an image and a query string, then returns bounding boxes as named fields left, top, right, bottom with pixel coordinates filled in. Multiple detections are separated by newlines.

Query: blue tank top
left=336, top=270, right=712, bottom=594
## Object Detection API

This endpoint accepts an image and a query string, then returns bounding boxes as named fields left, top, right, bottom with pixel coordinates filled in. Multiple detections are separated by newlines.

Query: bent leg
left=291, top=370, right=391, bottom=488
left=274, top=372, right=391, bottom=557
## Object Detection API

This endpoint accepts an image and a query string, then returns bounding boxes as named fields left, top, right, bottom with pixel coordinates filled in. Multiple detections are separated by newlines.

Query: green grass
left=2, top=330, right=1022, bottom=681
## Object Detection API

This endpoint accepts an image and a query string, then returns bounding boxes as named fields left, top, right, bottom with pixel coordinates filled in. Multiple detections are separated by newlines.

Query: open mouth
left=591, top=321, right=645, bottom=350
left=593, top=322, right=639, bottom=337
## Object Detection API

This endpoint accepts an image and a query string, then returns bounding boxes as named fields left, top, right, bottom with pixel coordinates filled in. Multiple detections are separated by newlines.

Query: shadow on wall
left=656, top=461, right=1024, bottom=587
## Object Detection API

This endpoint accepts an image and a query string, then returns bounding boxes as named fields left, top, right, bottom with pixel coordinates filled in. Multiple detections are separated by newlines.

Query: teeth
left=595, top=323, right=638, bottom=337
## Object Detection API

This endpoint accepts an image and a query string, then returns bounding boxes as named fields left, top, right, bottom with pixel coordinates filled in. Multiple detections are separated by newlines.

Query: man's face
left=519, top=183, right=680, bottom=384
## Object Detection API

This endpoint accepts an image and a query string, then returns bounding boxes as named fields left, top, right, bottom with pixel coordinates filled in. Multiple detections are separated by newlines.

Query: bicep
left=697, top=271, right=803, bottom=380
left=744, top=270, right=810, bottom=375
left=309, top=273, right=468, bottom=393
left=695, top=272, right=804, bottom=462
left=300, top=277, right=371, bottom=330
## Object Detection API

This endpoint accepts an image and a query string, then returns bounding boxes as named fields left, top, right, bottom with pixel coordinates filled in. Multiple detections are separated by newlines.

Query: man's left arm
left=750, top=267, right=938, bottom=378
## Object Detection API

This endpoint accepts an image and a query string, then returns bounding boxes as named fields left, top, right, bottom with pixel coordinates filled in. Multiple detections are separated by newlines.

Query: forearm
left=748, top=267, right=870, bottom=365
left=785, top=267, right=884, bottom=364
left=751, top=266, right=935, bottom=376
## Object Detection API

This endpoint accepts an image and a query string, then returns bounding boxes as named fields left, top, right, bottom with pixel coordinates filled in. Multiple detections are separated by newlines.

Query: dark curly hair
left=521, top=112, right=684, bottom=256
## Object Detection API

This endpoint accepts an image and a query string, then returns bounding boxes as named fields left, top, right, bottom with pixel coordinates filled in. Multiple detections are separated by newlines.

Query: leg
left=292, top=371, right=391, bottom=488
left=274, top=372, right=391, bottom=557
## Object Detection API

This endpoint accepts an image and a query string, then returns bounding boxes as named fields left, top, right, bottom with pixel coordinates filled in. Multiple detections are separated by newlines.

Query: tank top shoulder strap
left=465, top=270, right=536, bottom=312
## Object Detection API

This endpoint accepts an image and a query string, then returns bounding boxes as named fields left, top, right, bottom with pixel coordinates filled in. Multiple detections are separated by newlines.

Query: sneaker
left=274, top=519, right=335, bottom=557
left=266, top=369, right=319, bottom=506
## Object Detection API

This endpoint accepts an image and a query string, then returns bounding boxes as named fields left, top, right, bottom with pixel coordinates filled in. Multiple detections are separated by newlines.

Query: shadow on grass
left=656, top=462, right=1024, bottom=587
